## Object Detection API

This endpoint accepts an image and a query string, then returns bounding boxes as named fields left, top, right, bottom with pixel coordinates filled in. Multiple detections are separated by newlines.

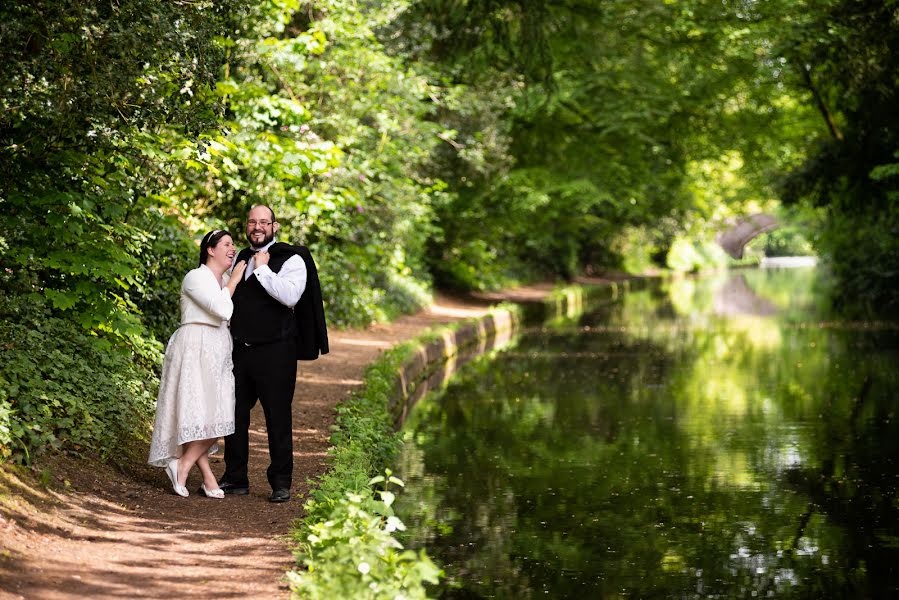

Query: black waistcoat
left=230, top=248, right=297, bottom=345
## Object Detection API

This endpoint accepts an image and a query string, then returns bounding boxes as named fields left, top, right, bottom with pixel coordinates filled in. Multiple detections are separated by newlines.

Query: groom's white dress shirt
left=241, top=239, right=307, bottom=308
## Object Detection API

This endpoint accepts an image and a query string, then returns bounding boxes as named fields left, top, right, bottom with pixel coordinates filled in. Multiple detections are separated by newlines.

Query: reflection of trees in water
left=397, top=278, right=899, bottom=598
left=713, top=274, right=779, bottom=317
left=663, top=268, right=823, bottom=321
left=396, top=335, right=680, bottom=598
left=783, top=374, right=899, bottom=596
left=584, top=278, right=898, bottom=596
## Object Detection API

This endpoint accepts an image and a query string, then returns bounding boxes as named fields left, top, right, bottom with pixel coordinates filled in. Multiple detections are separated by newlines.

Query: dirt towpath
left=0, top=286, right=564, bottom=600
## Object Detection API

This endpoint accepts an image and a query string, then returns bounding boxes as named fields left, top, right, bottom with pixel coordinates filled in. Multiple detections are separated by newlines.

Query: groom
left=219, top=204, right=325, bottom=502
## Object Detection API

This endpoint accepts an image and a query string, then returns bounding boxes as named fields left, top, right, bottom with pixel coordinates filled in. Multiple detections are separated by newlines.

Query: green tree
left=0, top=0, right=248, bottom=462
left=0, top=0, right=247, bottom=337
left=393, top=0, right=810, bottom=285
left=772, top=0, right=899, bottom=314
left=164, top=0, right=444, bottom=324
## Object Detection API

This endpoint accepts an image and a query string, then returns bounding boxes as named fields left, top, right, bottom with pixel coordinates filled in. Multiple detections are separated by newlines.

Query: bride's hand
left=226, top=261, right=247, bottom=295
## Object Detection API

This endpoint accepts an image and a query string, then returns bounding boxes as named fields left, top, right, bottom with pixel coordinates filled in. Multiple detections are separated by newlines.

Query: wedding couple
left=147, top=205, right=328, bottom=502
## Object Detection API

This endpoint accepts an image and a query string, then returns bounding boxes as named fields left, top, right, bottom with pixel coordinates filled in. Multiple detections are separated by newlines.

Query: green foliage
left=0, top=299, right=158, bottom=464
left=161, top=0, right=441, bottom=326
left=0, top=0, right=245, bottom=464
left=666, top=237, right=727, bottom=273
left=288, top=473, right=441, bottom=599
left=751, top=227, right=815, bottom=258
left=614, top=226, right=667, bottom=275
left=291, top=339, right=441, bottom=597
left=696, top=241, right=730, bottom=271
left=818, top=206, right=899, bottom=317
left=432, top=169, right=613, bottom=288
left=131, top=210, right=203, bottom=342
left=400, top=0, right=802, bottom=285
left=0, top=0, right=247, bottom=335
left=773, top=0, right=899, bottom=313
left=0, top=0, right=240, bottom=164
left=667, top=238, right=703, bottom=273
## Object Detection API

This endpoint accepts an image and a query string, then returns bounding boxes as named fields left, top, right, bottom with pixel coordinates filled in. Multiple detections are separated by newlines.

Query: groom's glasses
left=247, top=219, right=273, bottom=227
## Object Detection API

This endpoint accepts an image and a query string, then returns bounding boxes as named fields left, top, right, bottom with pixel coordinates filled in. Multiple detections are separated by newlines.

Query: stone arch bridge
left=716, top=214, right=778, bottom=259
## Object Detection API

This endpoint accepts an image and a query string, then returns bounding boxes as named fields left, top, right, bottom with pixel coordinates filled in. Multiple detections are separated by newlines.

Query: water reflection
left=396, top=268, right=899, bottom=598
left=712, top=274, right=778, bottom=317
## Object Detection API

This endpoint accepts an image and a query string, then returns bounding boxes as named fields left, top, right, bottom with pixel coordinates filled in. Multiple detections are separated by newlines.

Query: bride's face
left=208, top=235, right=236, bottom=270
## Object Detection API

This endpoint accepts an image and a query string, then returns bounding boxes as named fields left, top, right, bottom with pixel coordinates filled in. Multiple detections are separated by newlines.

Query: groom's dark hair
left=199, top=230, right=232, bottom=267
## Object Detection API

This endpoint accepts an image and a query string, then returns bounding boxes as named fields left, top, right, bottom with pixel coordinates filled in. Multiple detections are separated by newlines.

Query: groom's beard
left=247, top=230, right=275, bottom=249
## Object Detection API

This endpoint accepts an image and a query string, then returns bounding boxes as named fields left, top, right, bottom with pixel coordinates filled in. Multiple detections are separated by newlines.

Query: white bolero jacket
left=179, top=264, right=233, bottom=326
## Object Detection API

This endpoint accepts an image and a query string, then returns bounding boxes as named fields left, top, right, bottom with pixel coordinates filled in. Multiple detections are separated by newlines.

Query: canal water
left=395, top=268, right=899, bottom=598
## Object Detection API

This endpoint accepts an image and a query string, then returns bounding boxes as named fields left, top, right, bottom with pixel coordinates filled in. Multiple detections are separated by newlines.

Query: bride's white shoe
left=199, top=483, right=225, bottom=499
left=165, top=459, right=189, bottom=497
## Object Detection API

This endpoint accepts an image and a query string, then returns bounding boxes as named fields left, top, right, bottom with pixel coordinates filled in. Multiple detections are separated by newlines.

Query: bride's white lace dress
left=148, top=265, right=236, bottom=467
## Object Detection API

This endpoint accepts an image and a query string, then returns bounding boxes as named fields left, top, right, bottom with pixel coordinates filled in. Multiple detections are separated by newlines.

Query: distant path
left=0, top=284, right=578, bottom=599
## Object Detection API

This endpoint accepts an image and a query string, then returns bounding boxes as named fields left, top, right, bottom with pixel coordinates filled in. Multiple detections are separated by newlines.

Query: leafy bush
left=288, top=474, right=441, bottom=599
left=130, top=208, right=199, bottom=342
left=666, top=237, right=703, bottom=272
left=614, top=226, right=664, bottom=274
left=429, top=169, right=615, bottom=289
left=666, top=237, right=728, bottom=273
left=315, top=245, right=433, bottom=328
left=162, top=0, right=444, bottom=328
left=818, top=205, right=899, bottom=316
left=377, top=271, right=433, bottom=323
left=696, top=240, right=729, bottom=270
left=0, top=0, right=246, bottom=339
left=751, top=226, right=815, bottom=257
left=289, top=338, right=442, bottom=597
left=0, top=300, right=159, bottom=464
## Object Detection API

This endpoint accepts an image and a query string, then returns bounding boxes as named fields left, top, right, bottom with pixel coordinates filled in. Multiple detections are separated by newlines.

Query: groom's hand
left=255, top=250, right=270, bottom=268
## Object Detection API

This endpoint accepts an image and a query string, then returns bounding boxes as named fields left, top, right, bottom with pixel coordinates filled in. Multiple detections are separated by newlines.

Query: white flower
left=357, top=562, right=371, bottom=575
left=384, top=516, right=406, bottom=533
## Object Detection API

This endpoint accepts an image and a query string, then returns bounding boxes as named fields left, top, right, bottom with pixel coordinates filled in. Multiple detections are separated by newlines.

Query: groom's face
left=246, top=206, right=276, bottom=248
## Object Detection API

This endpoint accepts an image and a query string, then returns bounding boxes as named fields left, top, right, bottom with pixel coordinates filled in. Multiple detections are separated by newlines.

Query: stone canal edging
left=389, top=307, right=519, bottom=427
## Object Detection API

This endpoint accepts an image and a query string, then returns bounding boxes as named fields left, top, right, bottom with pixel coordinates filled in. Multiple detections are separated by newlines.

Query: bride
left=148, top=230, right=247, bottom=498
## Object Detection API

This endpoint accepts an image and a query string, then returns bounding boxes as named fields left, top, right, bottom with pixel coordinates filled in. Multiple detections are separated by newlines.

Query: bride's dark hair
left=198, top=230, right=232, bottom=267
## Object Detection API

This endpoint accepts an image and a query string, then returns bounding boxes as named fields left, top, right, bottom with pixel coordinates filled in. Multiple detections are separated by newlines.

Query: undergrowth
left=287, top=340, right=442, bottom=598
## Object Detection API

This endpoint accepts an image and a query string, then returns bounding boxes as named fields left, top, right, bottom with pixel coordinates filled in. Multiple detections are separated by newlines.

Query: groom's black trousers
left=224, top=338, right=297, bottom=490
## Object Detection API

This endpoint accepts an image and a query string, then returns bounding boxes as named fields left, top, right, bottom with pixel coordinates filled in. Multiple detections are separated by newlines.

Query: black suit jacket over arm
left=267, top=242, right=329, bottom=360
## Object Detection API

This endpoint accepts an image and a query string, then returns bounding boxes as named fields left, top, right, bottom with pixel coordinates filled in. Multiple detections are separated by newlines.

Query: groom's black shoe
left=269, top=488, right=290, bottom=503
left=218, top=479, right=249, bottom=495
